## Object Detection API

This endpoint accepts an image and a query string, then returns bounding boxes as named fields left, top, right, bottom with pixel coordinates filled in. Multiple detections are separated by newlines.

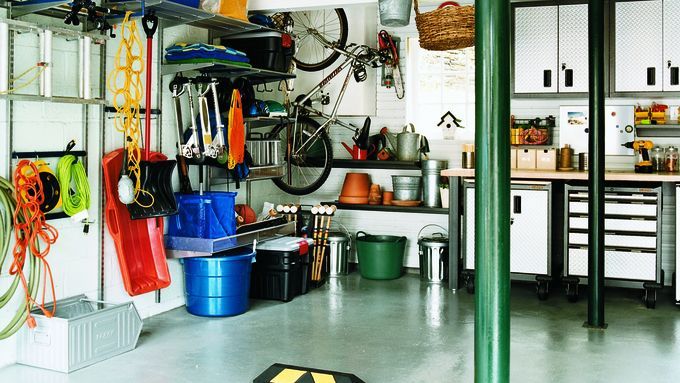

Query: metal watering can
left=397, top=123, right=430, bottom=161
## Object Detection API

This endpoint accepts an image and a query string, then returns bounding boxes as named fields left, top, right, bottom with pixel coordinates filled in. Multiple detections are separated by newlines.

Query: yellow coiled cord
left=106, top=12, right=153, bottom=207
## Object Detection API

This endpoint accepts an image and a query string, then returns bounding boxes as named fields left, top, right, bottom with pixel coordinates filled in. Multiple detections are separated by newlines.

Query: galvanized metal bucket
left=421, top=160, right=448, bottom=207
left=392, top=175, right=422, bottom=201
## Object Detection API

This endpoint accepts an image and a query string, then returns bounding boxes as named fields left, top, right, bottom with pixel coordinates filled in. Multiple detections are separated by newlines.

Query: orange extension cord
left=11, top=160, right=58, bottom=328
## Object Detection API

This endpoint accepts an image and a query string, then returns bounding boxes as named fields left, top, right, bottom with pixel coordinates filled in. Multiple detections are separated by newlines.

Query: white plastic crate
left=17, top=295, right=142, bottom=373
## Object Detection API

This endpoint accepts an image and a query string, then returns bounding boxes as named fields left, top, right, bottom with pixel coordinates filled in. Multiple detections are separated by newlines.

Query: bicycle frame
left=288, top=33, right=382, bottom=157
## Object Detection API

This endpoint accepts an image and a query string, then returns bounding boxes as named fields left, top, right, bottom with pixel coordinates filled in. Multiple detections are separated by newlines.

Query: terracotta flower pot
left=368, top=184, right=382, bottom=205
left=382, top=191, right=394, bottom=205
left=340, top=172, right=371, bottom=197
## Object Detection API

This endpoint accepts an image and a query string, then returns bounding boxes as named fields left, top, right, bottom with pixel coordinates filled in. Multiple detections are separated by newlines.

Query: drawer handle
left=543, top=69, right=552, bottom=88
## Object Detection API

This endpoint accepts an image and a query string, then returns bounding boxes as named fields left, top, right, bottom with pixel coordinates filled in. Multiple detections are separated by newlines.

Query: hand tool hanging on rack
left=378, top=30, right=404, bottom=99
left=127, top=12, right=178, bottom=219
left=64, top=0, right=118, bottom=37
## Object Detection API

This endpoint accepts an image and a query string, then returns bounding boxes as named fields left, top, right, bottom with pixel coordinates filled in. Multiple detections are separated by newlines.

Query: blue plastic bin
left=169, top=0, right=200, bottom=8
left=183, top=248, right=256, bottom=317
left=168, top=192, right=237, bottom=239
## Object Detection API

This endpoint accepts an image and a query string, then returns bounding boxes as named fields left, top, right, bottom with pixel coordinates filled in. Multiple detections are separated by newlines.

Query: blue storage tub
left=169, top=0, right=200, bottom=8
left=182, top=248, right=256, bottom=317
left=168, top=192, right=237, bottom=239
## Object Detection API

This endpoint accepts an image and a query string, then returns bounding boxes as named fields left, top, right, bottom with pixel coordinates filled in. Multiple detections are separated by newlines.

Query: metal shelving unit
left=161, top=62, right=295, bottom=84
left=209, top=164, right=284, bottom=184
left=321, top=201, right=448, bottom=215
left=635, top=124, right=680, bottom=137
left=332, top=159, right=421, bottom=170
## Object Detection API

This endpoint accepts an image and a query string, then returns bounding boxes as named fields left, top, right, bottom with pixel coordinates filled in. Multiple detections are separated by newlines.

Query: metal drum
left=417, top=224, right=449, bottom=283
left=327, top=231, right=351, bottom=277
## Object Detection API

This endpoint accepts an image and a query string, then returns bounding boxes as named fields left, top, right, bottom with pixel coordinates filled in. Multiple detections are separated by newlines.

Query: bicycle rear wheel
left=290, top=9, right=348, bottom=72
left=271, top=117, right=333, bottom=195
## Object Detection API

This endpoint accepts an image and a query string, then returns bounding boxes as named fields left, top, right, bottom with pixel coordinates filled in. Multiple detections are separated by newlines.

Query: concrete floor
left=1, top=273, right=680, bottom=382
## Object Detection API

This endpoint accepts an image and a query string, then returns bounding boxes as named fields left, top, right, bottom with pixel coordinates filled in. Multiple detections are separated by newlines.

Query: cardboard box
left=517, top=149, right=537, bottom=170
left=510, top=149, right=518, bottom=169
left=536, top=149, right=557, bottom=170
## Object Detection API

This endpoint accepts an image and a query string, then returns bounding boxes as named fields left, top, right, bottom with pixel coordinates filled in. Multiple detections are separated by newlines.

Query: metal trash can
left=417, top=224, right=449, bottom=283
left=327, top=231, right=351, bottom=277
left=421, top=160, right=448, bottom=207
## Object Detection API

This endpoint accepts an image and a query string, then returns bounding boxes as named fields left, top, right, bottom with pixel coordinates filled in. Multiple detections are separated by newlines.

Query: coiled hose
left=57, top=155, right=91, bottom=218
left=0, top=176, right=39, bottom=340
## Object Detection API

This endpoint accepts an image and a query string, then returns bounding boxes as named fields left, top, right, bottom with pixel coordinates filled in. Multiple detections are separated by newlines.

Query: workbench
left=442, top=168, right=680, bottom=296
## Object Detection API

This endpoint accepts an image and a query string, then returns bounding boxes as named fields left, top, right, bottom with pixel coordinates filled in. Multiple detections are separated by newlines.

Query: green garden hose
left=57, top=154, right=91, bottom=219
left=0, top=176, right=40, bottom=340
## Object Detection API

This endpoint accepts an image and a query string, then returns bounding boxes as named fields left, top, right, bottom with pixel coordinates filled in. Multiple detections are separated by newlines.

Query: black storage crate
left=222, top=31, right=294, bottom=73
left=251, top=240, right=312, bottom=302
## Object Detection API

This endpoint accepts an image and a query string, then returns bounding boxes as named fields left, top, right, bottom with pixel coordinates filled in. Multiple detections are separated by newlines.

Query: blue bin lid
left=183, top=248, right=255, bottom=265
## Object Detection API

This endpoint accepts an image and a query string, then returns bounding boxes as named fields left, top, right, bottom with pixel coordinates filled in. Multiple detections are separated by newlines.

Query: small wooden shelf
left=321, top=201, right=448, bottom=215
left=332, top=159, right=421, bottom=170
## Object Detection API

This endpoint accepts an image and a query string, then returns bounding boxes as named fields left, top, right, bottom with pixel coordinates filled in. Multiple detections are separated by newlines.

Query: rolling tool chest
left=463, top=180, right=554, bottom=300
left=563, top=184, right=663, bottom=308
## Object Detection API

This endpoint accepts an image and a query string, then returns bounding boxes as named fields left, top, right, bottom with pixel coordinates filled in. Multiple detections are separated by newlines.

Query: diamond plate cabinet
left=462, top=181, right=553, bottom=300
left=614, top=0, right=664, bottom=92
left=563, top=185, right=664, bottom=309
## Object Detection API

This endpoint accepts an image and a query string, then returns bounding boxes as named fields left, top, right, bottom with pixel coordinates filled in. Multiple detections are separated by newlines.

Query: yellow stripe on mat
left=311, top=372, right=336, bottom=383
left=270, top=368, right=307, bottom=383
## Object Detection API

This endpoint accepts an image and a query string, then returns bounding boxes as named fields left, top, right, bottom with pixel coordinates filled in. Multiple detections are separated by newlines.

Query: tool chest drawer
left=567, top=247, right=657, bottom=281
left=568, top=217, right=657, bottom=233
left=564, top=184, right=662, bottom=284
left=568, top=232, right=657, bottom=250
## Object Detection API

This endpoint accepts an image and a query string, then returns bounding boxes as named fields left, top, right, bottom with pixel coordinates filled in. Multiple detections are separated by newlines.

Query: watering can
left=397, top=124, right=429, bottom=161
left=341, top=142, right=376, bottom=160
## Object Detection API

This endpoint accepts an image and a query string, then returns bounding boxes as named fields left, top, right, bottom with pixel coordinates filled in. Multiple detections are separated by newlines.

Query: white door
left=558, top=4, right=589, bottom=93
left=664, top=0, right=680, bottom=91
left=510, top=189, right=550, bottom=275
left=614, top=0, right=663, bottom=92
left=514, top=6, right=558, bottom=94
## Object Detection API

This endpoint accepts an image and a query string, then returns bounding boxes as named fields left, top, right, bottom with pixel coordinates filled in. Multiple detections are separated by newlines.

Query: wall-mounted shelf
left=332, top=159, right=421, bottom=170
left=321, top=201, right=448, bottom=215
left=635, top=124, right=680, bottom=137
left=210, top=164, right=284, bottom=184
left=0, top=94, right=106, bottom=105
left=161, top=62, right=294, bottom=84
left=245, top=116, right=288, bottom=129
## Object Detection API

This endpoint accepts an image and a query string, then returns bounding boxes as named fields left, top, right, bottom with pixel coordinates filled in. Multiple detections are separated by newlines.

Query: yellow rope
left=106, top=12, right=153, bottom=208
left=0, top=65, right=46, bottom=95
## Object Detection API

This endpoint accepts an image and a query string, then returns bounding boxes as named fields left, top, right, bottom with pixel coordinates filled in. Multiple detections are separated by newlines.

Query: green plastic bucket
left=355, top=231, right=406, bottom=280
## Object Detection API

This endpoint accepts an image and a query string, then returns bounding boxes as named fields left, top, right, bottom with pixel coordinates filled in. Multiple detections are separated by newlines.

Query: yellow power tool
left=622, top=140, right=654, bottom=173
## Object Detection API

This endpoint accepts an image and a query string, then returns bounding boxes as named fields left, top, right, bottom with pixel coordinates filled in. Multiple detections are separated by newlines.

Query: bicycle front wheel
left=271, top=117, right=333, bottom=195
left=290, top=9, right=348, bottom=72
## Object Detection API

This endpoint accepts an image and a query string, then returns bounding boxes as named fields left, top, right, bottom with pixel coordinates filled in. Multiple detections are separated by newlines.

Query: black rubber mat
left=254, top=363, right=366, bottom=383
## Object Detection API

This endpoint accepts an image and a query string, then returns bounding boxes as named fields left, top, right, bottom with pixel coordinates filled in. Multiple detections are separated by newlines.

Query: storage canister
left=246, top=132, right=281, bottom=166
left=421, top=160, right=448, bottom=207
left=182, top=248, right=256, bottom=317
left=652, top=146, right=666, bottom=172
left=378, top=0, right=412, bottom=27
left=666, top=146, right=679, bottom=172
left=417, top=225, right=449, bottom=283
left=327, top=231, right=351, bottom=277
left=356, top=231, right=406, bottom=280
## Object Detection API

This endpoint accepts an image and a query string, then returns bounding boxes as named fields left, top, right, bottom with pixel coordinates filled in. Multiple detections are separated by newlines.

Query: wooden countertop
left=441, top=168, right=680, bottom=182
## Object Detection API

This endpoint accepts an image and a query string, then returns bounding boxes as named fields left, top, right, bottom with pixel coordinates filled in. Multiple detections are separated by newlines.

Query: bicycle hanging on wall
left=269, top=9, right=403, bottom=195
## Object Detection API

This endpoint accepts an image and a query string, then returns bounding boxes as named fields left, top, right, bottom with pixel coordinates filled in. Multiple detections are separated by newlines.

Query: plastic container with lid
left=666, top=146, right=679, bottom=173
left=651, top=146, right=666, bottom=172
left=251, top=237, right=314, bottom=301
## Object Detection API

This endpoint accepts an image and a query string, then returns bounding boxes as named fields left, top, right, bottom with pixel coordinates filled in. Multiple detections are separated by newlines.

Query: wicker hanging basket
left=414, top=0, right=475, bottom=51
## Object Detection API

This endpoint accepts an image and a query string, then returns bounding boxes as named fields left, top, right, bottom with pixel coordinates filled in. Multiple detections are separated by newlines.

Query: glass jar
left=666, top=146, right=679, bottom=173
left=651, top=146, right=666, bottom=172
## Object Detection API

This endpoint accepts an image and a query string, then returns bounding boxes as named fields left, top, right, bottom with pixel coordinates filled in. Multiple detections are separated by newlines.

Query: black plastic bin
left=251, top=237, right=313, bottom=302
left=222, top=31, right=294, bottom=73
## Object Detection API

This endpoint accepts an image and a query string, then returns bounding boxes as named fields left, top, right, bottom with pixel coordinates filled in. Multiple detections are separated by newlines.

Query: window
left=406, top=38, right=475, bottom=140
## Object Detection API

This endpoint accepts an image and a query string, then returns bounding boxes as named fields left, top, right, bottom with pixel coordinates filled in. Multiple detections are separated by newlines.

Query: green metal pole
left=587, top=0, right=606, bottom=328
left=474, top=0, right=511, bottom=381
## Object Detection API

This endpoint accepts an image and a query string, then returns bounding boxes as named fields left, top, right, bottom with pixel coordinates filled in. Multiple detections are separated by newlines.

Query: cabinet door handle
left=671, top=67, right=679, bottom=86
left=513, top=195, right=522, bottom=214
left=543, top=70, right=552, bottom=88
left=647, top=67, right=656, bottom=86
left=565, top=69, right=574, bottom=87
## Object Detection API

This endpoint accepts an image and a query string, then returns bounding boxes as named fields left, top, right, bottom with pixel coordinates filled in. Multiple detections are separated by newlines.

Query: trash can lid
left=327, top=231, right=350, bottom=242
left=257, top=237, right=314, bottom=252
left=418, top=234, right=449, bottom=246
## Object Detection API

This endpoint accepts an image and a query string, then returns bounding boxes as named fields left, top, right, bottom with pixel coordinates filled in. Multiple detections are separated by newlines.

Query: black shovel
left=127, top=12, right=177, bottom=220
